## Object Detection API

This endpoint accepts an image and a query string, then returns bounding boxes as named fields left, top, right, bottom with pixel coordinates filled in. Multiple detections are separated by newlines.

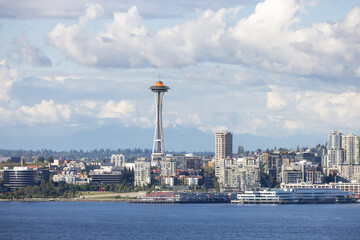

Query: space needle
left=150, top=80, right=169, bottom=166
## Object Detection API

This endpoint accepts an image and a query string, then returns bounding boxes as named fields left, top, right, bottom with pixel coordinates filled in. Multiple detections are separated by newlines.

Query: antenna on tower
left=155, top=65, right=160, bottom=81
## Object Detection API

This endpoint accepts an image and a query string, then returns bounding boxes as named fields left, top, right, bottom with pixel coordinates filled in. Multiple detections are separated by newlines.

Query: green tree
left=237, top=146, right=244, bottom=155
left=212, top=178, right=220, bottom=192
left=47, top=156, right=54, bottom=163
left=202, top=166, right=214, bottom=176
left=37, top=156, right=45, bottom=163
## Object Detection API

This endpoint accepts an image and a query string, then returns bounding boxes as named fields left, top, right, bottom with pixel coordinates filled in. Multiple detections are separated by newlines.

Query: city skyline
left=0, top=0, right=360, bottom=151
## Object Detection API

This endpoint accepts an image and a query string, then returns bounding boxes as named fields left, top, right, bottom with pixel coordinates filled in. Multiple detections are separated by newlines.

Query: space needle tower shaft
left=150, top=81, right=169, bottom=165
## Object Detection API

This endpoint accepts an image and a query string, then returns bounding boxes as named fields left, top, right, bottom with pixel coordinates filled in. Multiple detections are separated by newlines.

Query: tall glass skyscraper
left=327, top=130, right=342, bottom=150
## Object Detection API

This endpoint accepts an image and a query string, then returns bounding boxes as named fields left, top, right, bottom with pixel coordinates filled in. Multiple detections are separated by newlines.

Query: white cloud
left=47, top=3, right=104, bottom=65
left=229, top=0, right=360, bottom=77
left=284, top=120, right=301, bottom=130
left=97, top=100, right=135, bottom=119
left=0, top=62, right=143, bottom=126
left=262, top=86, right=360, bottom=135
left=0, top=61, right=19, bottom=102
left=47, top=4, right=233, bottom=68
left=0, top=99, right=72, bottom=126
left=17, top=100, right=71, bottom=124
left=73, top=99, right=152, bottom=128
left=2, top=1, right=360, bottom=145
left=296, top=91, right=360, bottom=125
left=46, top=0, right=360, bottom=80
left=266, top=85, right=288, bottom=110
left=11, top=34, right=52, bottom=67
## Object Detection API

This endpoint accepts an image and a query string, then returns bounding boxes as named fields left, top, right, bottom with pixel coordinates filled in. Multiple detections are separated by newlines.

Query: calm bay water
left=1, top=202, right=360, bottom=240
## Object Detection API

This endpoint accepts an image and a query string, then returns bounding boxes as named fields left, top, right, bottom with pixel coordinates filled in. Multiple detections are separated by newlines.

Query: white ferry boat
left=233, top=188, right=354, bottom=204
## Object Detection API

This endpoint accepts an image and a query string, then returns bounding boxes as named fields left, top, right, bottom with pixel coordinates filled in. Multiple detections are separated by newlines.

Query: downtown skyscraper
left=325, top=130, right=345, bottom=167
left=215, top=131, right=233, bottom=178
left=343, top=133, right=360, bottom=165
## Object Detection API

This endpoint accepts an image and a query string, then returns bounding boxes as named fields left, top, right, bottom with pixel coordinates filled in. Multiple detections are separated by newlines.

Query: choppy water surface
left=1, top=202, right=360, bottom=240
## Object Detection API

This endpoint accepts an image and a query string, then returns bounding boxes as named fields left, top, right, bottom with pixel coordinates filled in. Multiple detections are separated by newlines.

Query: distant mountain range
left=0, top=125, right=325, bottom=152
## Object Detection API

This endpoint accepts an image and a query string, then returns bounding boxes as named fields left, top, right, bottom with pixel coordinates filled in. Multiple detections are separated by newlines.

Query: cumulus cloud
left=267, top=85, right=288, bottom=110
left=262, top=86, right=360, bottom=135
left=284, top=120, right=302, bottom=130
left=72, top=99, right=152, bottom=128
left=0, top=62, right=148, bottom=127
left=296, top=91, right=360, bottom=126
left=47, top=3, right=104, bottom=65
left=47, top=4, right=234, bottom=67
left=0, top=64, right=71, bottom=125
left=2, top=58, right=360, bottom=140
left=47, top=0, right=360, bottom=79
left=3, top=0, right=360, bottom=142
left=0, top=61, right=19, bottom=102
left=11, top=34, right=52, bottom=67
left=97, top=100, right=135, bottom=119
left=167, top=80, right=360, bottom=137
left=227, top=0, right=360, bottom=77
left=0, top=64, right=70, bottom=125
left=17, top=100, right=71, bottom=124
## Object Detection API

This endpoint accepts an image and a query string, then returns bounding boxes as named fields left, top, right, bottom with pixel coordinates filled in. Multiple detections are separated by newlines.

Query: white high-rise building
left=327, top=130, right=342, bottom=150
left=160, top=159, right=176, bottom=177
left=324, top=130, right=345, bottom=168
left=134, top=158, right=151, bottom=186
left=325, top=150, right=345, bottom=167
left=342, top=133, right=360, bottom=165
left=215, top=131, right=233, bottom=178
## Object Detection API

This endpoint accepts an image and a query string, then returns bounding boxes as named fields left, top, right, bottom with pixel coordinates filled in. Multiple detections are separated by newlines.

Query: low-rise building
left=306, top=169, right=323, bottom=184
left=185, top=176, right=201, bottom=186
left=88, top=164, right=123, bottom=184
left=164, top=177, right=174, bottom=186
left=90, top=173, right=122, bottom=184
left=185, top=157, right=201, bottom=170
left=282, top=170, right=302, bottom=184
left=3, top=167, right=37, bottom=188
left=161, top=159, right=176, bottom=177
left=53, top=159, right=65, bottom=167
left=281, top=182, right=360, bottom=195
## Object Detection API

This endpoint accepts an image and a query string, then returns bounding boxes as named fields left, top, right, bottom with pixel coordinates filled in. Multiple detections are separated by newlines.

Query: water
left=1, top=202, right=360, bottom=240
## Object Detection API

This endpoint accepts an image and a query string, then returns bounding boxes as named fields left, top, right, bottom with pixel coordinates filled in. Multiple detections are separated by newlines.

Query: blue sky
left=0, top=0, right=360, bottom=151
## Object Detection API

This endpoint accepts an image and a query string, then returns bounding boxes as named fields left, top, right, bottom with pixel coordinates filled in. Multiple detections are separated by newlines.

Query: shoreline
left=0, top=198, right=132, bottom=202
left=1, top=198, right=359, bottom=204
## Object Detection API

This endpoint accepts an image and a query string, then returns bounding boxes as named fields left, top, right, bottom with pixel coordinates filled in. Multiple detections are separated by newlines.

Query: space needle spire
left=150, top=80, right=169, bottom=166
